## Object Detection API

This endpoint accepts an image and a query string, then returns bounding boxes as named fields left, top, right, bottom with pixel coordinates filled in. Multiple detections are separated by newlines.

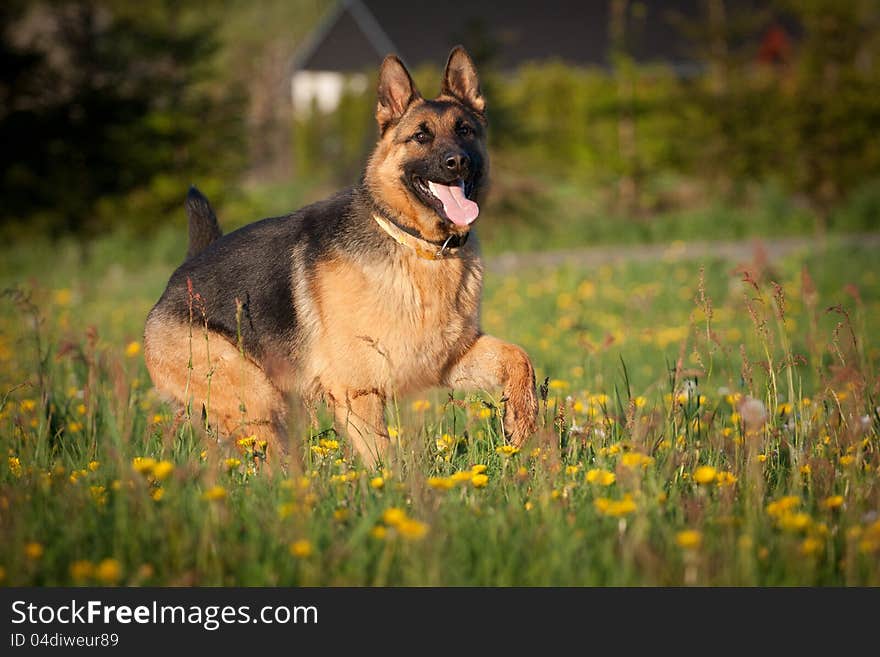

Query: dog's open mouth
left=412, top=177, right=479, bottom=227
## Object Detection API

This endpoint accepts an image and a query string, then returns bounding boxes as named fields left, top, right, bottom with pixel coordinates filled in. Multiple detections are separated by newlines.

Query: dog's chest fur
left=295, top=247, right=482, bottom=397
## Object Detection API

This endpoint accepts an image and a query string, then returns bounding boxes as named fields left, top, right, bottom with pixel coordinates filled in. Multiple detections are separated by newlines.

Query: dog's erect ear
left=441, top=45, right=485, bottom=115
left=376, top=55, right=421, bottom=133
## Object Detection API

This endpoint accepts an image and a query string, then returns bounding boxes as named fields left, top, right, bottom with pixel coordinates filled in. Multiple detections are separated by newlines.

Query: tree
left=0, top=0, right=245, bottom=237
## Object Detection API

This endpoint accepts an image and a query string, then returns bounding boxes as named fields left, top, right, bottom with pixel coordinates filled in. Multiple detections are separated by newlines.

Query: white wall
left=290, top=71, right=369, bottom=117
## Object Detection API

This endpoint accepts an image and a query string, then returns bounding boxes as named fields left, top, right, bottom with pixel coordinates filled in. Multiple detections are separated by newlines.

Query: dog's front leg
left=329, top=388, right=390, bottom=469
left=443, top=334, right=538, bottom=447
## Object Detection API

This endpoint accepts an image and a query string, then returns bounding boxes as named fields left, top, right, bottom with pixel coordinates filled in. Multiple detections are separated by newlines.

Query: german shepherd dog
left=144, top=46, right=537, bottom=469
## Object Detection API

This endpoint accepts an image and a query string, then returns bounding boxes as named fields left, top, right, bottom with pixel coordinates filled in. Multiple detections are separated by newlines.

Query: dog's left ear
left=441, top=45, right=485, bottom=116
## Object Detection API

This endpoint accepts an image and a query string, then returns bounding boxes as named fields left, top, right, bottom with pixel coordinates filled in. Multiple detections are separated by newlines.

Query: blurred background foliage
left=1, top=0, right=879, bottom=252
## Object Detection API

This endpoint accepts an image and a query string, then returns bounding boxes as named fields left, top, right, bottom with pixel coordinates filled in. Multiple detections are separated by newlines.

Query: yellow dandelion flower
left=675, top=530, right=702, bottom=550
left=586, top=468, right=616, bottom=486
left=436, top=434, right=455, bottom=451
left=411, top=399, right=431, bottom=412
left=471, top=464, right=487, bottom=474
left=88, top=460, right=100, bottom=472
left=620, top=452, right=653, bottom=469
left=693, top=466, right=717, bottom=485
left=151, top=460, right=174, bottom=481
left=125, top=341, right=141, bottom=358
left=800, top=537, right=823, bottom=556
left=54, top=288, right=72, bottom=306
left=70, top=560, right=94, bottom=582
left=777, top=512, right=812, bottom=532
left=132, top=457, right=157, bottom=475
left=839, top=455, right=855, bottom=466
left=310, top=445, right=329, bottom=458
left=594, top=496, right=637, bottom=517
left=151, top=487, right=164, bottom=502
left=524, top=501, right=534, bottom=511
left=67, top=421, right=83, bottom=433
left=715, top=471, right=737, bottom=487
left=25, top=542, right=44, bottom=560
left=289, top=539, right=313, bottom=558
left=471, top=473, right=489, bottom=488
left=800, top=464, right=811, bottom=475
left=318, top=438, right=339, bottom=450
left=370, top=525, right=388, bottom=540
left=477, top=407, right=493, bottom=419
left=633, top=396, right=647, bottom=408
left=388, top=426, right=399, bottom=438
left=450, top=471, right=473, bottom=484
left=8, top=456, right=22, bottom=478
left=370, top=476, right=384, bottom=490
left=224, top=458, right=242, bottom=471
left=96, top=558, right=122, bottom=584
left=766, top=496, right=800, bottom=517
left=427, top=476, right=456, bottom=490
left=496, top=445, right=519, bottom=457
left=396, top=519, right=429, bottom=540
left=382, top=507, right=407, bottom=527
left=565, top=464, right=582, bottom=476
left=333, top=508, right=349, bottom=522
left=821, top=495, right=844, bottom=510
left=201, top=485, right=227, bottom=501
left=237, top=435, right=257, bottom=448
left=89, top=485, right=107, bottom=506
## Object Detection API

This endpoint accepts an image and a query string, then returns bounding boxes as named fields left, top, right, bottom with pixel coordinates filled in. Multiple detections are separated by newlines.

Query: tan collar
left=372, top=213, right=468, bottom=260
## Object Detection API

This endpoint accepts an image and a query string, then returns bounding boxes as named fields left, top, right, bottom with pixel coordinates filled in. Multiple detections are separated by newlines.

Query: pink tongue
left=428, top=182, right=479, bottom=226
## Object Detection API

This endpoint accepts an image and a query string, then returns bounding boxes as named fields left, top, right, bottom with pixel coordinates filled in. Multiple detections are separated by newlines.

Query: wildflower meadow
left=1, top=235, right=878, bottom=586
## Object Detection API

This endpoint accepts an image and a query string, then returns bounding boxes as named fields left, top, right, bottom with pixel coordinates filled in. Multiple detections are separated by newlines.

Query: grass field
left=1, top=233, right=878, bottom=586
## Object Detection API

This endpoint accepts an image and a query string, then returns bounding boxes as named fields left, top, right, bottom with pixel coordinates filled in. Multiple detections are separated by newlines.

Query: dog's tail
left=185, top=186, right=222, bottom=260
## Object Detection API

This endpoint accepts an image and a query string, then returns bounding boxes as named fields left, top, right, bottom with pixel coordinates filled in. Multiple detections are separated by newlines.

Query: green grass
left=0, top=233, right=878, bottom=586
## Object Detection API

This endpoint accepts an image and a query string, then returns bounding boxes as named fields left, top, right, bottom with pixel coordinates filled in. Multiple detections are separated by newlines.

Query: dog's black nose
left=443, top=152, right=470, bottom=175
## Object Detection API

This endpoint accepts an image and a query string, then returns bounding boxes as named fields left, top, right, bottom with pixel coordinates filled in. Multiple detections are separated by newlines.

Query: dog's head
left=364, top=46, right=488, bottom=243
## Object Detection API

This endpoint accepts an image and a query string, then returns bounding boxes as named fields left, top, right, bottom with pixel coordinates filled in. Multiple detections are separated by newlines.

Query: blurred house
left=290, top=0, right=710, bottom=115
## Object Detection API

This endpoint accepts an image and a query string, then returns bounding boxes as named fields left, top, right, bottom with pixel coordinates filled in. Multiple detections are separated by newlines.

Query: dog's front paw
left=502, top=381, right=538, bottom=448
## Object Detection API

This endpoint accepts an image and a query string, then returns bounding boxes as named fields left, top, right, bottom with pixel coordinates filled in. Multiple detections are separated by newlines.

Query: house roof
left=293, top=0, right=709, bottom=73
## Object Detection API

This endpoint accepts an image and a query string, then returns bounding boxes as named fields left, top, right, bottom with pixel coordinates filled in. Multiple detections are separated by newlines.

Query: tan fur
left=143, top=309, right=288, bottom=463
left=292, top=247, right=483, bottom=465
left=441, top=335, right=538, bottom=446
left=144, top=48, right=536, bottom=470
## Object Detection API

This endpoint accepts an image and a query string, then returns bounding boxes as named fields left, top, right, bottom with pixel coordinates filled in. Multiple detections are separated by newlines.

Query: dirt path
left=485, top=232, right=880, bottom=275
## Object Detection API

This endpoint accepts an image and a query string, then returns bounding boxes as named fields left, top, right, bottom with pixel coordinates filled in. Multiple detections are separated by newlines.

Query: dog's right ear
left=376, top=55, right=421, bottom=134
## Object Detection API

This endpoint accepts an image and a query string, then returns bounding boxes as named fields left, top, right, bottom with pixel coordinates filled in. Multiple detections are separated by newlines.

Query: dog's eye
left=456, top=124, right=473, bottom=138
left=412, top=131, right=432, bottom=144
